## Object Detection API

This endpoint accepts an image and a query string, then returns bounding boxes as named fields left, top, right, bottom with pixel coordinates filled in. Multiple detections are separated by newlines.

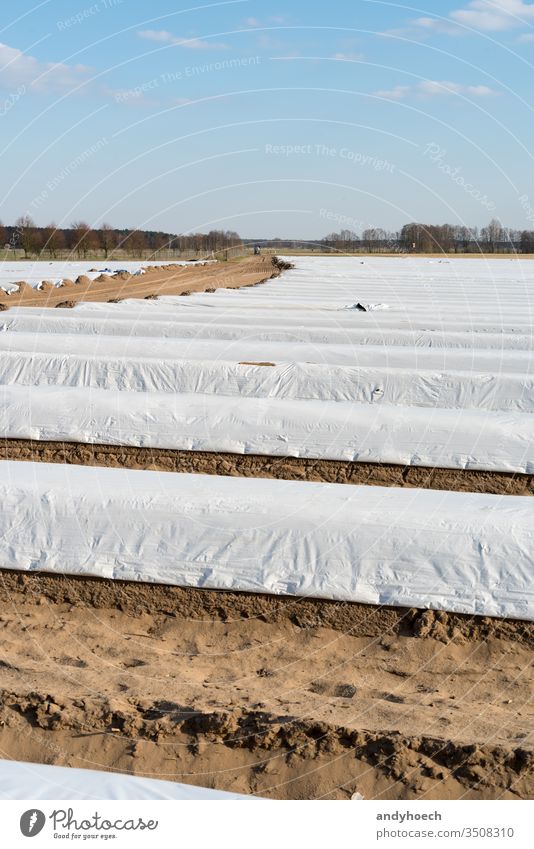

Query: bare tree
left=480, top=218, right=504, bottom=253
left=520, top=231, right=534, bottom=254
left=99, top=223, right=117, bottom=258
left=41, top=224, right=65, bottom=258
left=15, top=215, right=38, bottom=257
left=125, top=229, right=147, bottom=257
left=152, top=232, right=170, bottom=255
left=70, top=221, right=98, bottom=258
left=362, top=227, right=386, bottom=252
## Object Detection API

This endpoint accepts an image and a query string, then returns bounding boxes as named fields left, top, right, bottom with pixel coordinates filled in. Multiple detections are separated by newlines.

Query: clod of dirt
left=334, top=684, right=357, bottom=698
left=54, top=301, right=77, bottom=309
left=238, top=362, right=276, bottom=367
left=309, top=681, right=330, bottom=695
left=413, top=610, right=452, bottom=642
left=256, top=668, right=275, bottom=678
left=13, top=283, right=33, bottom=295
left=272, top=257, right=294, bottom=271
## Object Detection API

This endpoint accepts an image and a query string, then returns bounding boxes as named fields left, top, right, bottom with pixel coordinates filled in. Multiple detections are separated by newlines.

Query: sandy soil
left=0, top=572, right=532, bottom=800
left=1, top=439, right=532, bottom=497
left=0, top=256, right=285, bottom=308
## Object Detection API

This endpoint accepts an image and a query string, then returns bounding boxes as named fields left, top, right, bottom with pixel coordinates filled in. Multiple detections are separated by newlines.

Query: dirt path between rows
left=1, top=440, right=532, bottom=496
left=0, top=256, right=286, bottom=308
left=0, top=572, right=532, bottom=800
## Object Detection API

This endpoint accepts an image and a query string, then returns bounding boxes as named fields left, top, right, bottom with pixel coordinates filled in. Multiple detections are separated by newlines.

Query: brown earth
left=0, top=571, right=532, bottom=800
left=0, top=256, right=286, bottom=308
left=1, top=439, right=532, bottom=497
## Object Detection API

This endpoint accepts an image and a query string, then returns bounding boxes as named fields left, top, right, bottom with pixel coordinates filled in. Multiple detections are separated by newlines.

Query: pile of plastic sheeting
left=0, top=760, right=253, bottom=800
left=1, top=461, right=532, bottom=621
left=344, top=302, right=390, bottom=311
left=1, top=384, right=533, bottom=473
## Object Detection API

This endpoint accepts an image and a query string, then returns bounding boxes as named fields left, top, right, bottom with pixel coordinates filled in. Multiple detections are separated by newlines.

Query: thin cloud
left=414, top=1, right=534, bottom=33
left=374, top=85, right=411, bottom=100
left=108, top=87, right=194, bottom=109
left=421, top=80, right=497, bottom=96
left=107, top=88, right=161, bottom=108
left=243, top=16, right=286, bottom=28
left=0, top=41, right=91, bottom=92
left=332, top=52, right=365, bottom=61
left=374, top=80, right=498, bottom=99
left=138, top=30, right=230, bottom=50
left=412, top=17, right=464, bottom=35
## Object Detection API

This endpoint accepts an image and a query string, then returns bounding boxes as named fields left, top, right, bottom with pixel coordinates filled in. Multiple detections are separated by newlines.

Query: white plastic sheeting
left=1, top=256, right=534, bottom=461
left=0, top=351, right=532, bottom=410
left=0, top=760, right=252, bottom=800
left=74, top=296, right=534, bottom=333
left=0, top=461, right=532, bottom=620
left=4, top=309, right=534, bottom=350
left=3, top=329, right=534, bottom=374
left=191, top=255, right=534, bottom=307
left=1, top=384, right=534, bottom=473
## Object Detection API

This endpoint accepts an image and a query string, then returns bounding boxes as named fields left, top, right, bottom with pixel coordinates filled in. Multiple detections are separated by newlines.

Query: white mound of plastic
left=4, top=307, right=534, bottom=350
left=0, top=461, right=532, bottom=620
left=0, top=304, right=529, bottom=343
left=1, top=384, right=533, bottom=473
left=0, top=351, right=532, bottom=410
left=0, top=760, right=253, bottom=800
left=2, top=328, right=534, bottom=376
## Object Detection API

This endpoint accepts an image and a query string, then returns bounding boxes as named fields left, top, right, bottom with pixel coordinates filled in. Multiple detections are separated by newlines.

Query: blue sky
left=1, top=0, right=534, bottom=237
